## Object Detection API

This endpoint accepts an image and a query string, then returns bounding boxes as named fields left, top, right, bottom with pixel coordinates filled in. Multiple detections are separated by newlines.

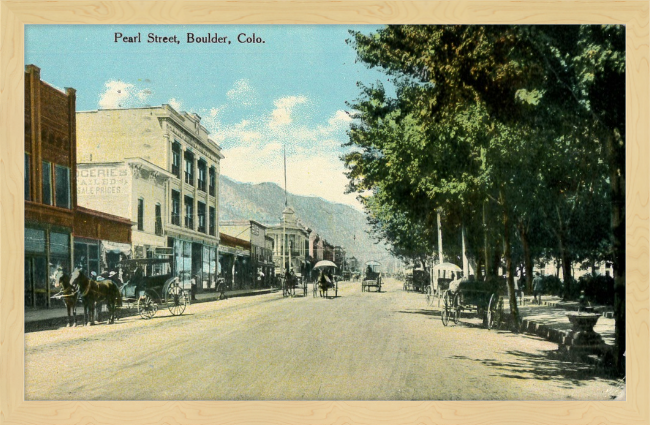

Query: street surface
left=25, top=278, right=621, bottom=400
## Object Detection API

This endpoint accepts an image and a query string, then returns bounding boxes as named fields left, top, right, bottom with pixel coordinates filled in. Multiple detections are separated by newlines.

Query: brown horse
left=52, top=268, right=78, bottom=327
left=70, top=268, right=122, bottom=325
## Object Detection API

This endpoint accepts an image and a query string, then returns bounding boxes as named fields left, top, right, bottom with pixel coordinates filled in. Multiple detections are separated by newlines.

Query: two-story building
left=24, top=65, right=131, bottom=308
left=76, top=104, right=224, bottom=290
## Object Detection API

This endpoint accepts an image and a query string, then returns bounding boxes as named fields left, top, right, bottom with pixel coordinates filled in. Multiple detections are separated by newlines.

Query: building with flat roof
left=76, top=104, right=224, bottom=289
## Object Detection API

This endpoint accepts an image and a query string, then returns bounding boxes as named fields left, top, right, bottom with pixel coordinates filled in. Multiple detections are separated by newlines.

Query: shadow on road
left=450, top=349, right=619, bottom=386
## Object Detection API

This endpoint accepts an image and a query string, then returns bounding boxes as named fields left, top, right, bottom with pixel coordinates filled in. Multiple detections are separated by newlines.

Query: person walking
left=532, top=272, right=544, bottom=305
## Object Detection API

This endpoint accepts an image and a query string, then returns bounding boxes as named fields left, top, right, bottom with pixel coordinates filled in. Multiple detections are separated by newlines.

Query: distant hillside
left=219, top=175, right=388, bottom=266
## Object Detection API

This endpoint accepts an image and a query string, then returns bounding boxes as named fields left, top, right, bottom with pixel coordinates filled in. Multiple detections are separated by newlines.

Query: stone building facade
left=76, top=105, right=224, bottom=289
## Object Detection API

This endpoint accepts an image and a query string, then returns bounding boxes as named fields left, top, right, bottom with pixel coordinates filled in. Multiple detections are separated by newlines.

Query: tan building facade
left=77, top=105, right=224, bottom=289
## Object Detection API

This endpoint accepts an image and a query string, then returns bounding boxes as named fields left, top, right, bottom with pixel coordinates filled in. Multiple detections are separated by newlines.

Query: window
left=184, top=151, right=194, bottom=185
left=171, top=191, right=180, bottom=226
left=25, top=153, right=30, bottom=201
left=54, top=165, right=71, bottom=209
left=209, top=206, right=215, bottom=236
left=137, top=198, right=144, bottom=231
left=155, top=203, right=163, bottom=235
left=184, top=196, right=194, bottom=229
left=197, top=161, right=207, bottom=192
left=42, top=161, right=52, bottom=205
left=172, top=142, right=181, bottom=177
left=197, top=201, right=206, bottom=233
left=209, top=167, right=216, bottom=196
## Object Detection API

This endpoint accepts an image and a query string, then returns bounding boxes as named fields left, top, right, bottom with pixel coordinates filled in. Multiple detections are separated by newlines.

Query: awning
left=101, top=240, right=132, bottom=256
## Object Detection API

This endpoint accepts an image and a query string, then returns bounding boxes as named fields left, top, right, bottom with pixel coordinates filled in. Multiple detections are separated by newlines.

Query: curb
left=25, top=288, right=279, bottom=333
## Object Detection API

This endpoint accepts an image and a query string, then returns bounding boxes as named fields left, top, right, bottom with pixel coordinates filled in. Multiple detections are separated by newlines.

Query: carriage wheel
left=303, top=281, right=307, bottom=297
left=453, top=293, right=461, bottom=324
left=137, top=294, right=157, bottom=319
left=313, top=282, right=318, bottom=298
left=441, top=291, right=450, bottom=326
left=335, top=282, right=338, bottom=298
left=487, top=294, right=502, bottom=330
left=165, top=282, right=187, bottom=316
left=425, top=285, right=433, bottom=306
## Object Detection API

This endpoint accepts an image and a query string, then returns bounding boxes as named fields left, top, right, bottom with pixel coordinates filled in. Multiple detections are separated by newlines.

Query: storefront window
left=25, top=228, right=45, bottom=253
left=50, top=232, right=69, bottom=255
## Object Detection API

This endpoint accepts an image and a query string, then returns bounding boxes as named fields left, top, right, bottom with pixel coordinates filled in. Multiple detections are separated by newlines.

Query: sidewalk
left=25, top=286, right=279, bottom=332
left=508, top=296, right=615, bottom=366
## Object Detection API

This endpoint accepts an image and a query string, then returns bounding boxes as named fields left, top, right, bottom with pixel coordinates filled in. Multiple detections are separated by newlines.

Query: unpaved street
left=25, top=278, right=620, bottom=400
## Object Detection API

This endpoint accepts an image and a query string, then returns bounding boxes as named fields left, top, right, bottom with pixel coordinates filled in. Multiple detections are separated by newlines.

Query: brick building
left=24, top=65, right=131, bottom=308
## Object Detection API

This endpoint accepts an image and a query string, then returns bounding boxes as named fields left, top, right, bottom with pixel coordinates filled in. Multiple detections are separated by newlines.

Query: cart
left=440, top=278, right=504, bottom=329
left=361, top=261, right=382, bottom=292
left=426, top=262, right=462, bottom=306
left=313, top=260, right=338, bottom=298
left=281, top=273, right=307, bottom=297
left=119, top=258, right=189, bottom=319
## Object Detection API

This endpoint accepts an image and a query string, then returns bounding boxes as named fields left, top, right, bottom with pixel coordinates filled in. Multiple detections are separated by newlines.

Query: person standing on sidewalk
left=533, top=272, right=544, bottom=305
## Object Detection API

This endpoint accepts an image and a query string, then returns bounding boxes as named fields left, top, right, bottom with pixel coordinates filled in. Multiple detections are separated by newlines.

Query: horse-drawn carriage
left=361, top=261, right=382, bottom=292
left=440, top=277, right=505, bottom=329
left=404, top=268, right=429, bottom=292
left=313, top=260, right=338, bottom=298
left=281, top=272, right=307, bottom=297
left=426, top=262, right=463, bottom=306
left=119, top=258, right=189, bottom=319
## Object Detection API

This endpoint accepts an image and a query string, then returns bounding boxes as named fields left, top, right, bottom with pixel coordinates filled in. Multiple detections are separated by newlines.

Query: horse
left=52, top=268, right=79, bottom=327
left=318, top=272, right=331, bottom=297
left=284, top=271, right=296, bottom=297
left=70, top=268, right=123, bottom=325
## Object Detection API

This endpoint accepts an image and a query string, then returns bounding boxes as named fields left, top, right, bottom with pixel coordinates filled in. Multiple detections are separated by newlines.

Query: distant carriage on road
left=361, top=261, right=382, bottom=292
left=440, top=278, right=505, bottom=329
left=119, top=258, right=189, bottom=319
left=313, top=260, right=338, bottom=298
left=426, top=262, right=463, bottom=306
left=281, top=272, right=307, bottom=297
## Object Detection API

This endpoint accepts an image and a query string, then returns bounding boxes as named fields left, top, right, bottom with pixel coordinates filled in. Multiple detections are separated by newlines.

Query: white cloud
left=328, top=110, right=352, bottom=128
left=269, top=95, right=308, bottom=129
left=98, top=80, right=153, bottom=109
left=168, top=98, right=183, bottom=111
left=226, top=79, right=257, bottom=107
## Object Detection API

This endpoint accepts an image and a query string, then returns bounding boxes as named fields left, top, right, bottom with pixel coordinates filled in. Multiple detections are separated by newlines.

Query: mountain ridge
left=219, top=175, right=388, bottom=265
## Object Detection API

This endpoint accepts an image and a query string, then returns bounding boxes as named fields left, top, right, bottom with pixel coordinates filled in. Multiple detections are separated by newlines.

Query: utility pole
left=437, top=208, right=444, bottom=264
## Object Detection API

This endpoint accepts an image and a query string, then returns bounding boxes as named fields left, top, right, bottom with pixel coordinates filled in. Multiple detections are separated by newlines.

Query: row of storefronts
left=24, top=64, right=351, bottom=308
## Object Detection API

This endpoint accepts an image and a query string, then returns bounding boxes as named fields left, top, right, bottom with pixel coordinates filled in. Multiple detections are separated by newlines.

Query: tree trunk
left=500, top=188, right=519, bottom=326
left=483, top=200, right=490, bottom=277
left=609, top=130, right=625, bottom=375
left=557, top=231, right=573, bottom=299
left=518, top=221, right=534, bottom=294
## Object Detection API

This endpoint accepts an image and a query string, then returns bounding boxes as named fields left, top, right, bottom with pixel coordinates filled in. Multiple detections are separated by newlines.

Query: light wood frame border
left=1, top=2, right=648, bottom=424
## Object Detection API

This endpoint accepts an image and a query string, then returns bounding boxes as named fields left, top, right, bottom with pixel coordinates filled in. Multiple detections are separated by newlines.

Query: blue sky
left=25, top=25, right=392, bottom=209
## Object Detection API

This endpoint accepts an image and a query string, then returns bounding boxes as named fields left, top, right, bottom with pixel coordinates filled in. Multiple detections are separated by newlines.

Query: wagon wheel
left=313, top=282, right=318, bottom=298
left=453, top=292, right=462, bottom=324
left=303, top=280, right=307, bottom=297
left=441, top=291, right=451, bottom=326
left=425, top=285, right=433, bottom=306
left=487, top=293, right=503, bottom=330
left=334, top=281, right=338, bottom=298
left=165, top=281, right=187, bottom=316
left=137, top=294, right=157, bottom=319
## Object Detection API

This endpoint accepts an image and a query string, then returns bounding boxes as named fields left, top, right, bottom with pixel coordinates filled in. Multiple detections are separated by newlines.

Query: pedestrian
left=532, top=272, right=544, bottom=305
left=191, top=274, right=198, bottom=301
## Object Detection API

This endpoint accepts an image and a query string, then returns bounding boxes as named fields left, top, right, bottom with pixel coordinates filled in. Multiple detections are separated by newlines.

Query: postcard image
left=23, top=24, right=626, bottom=401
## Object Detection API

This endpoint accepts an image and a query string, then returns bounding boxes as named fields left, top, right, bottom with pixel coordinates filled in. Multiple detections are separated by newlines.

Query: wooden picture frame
left=1, top=1, right=648, bottom=424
